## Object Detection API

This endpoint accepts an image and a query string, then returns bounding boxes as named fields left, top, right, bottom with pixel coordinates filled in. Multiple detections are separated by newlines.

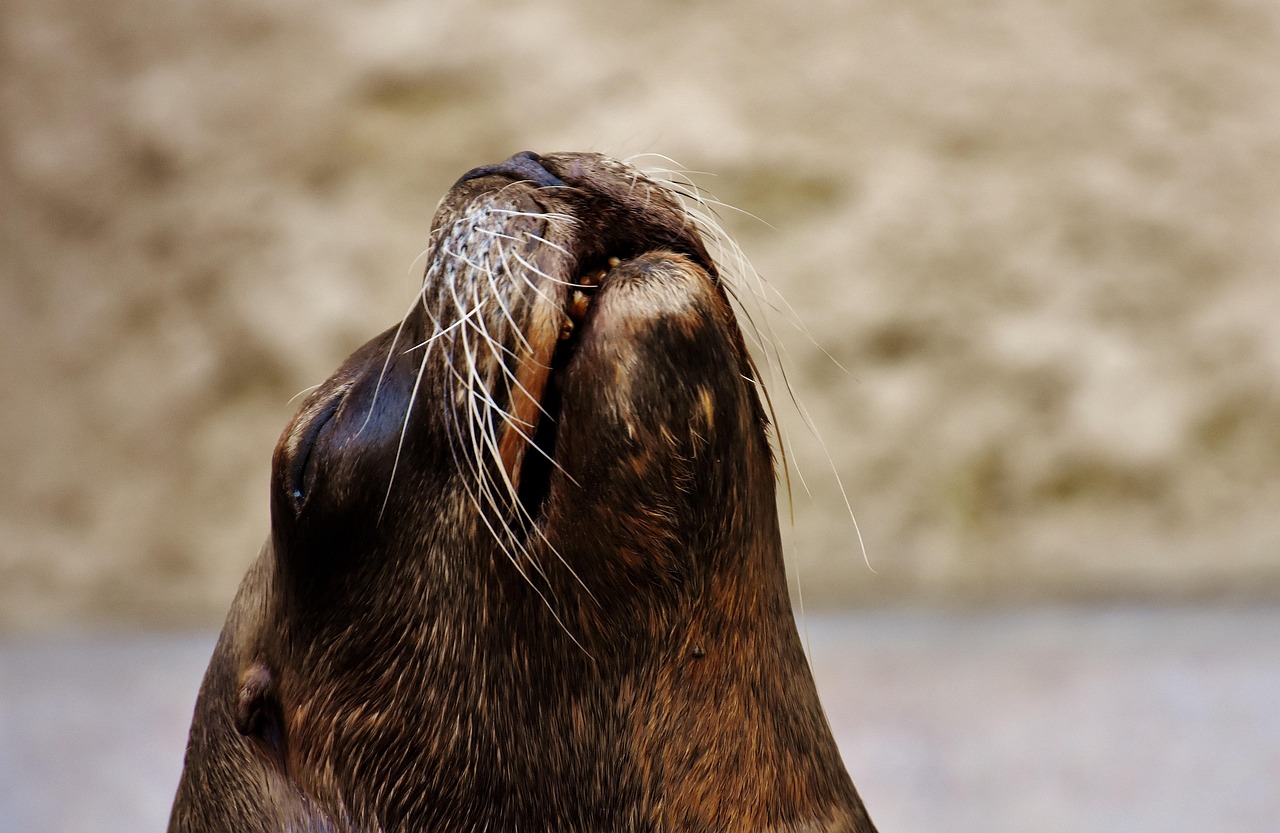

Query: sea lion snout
left=456, top=150, right=566, bottom=188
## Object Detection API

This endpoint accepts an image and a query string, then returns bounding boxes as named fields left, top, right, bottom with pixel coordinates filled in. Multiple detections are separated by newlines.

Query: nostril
left=457, top=150, right=565, bottom=188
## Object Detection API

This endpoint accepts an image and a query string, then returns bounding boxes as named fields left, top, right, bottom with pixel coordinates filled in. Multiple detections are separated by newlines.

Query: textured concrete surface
left=5, top=0, right=1280, bottom=627
left=3, top=607, right=1277, bottom=833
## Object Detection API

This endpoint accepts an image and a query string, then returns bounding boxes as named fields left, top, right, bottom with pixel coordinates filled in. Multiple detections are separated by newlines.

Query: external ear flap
left=235, top=662, right=287, bottom=770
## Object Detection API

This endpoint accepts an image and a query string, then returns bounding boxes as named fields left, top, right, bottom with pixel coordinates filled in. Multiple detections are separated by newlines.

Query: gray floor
left=2, top=608, right=1277, bottom=833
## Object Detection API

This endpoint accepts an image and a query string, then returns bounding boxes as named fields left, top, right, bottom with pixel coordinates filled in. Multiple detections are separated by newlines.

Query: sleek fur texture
left=169, top=152, right=877, bottom=833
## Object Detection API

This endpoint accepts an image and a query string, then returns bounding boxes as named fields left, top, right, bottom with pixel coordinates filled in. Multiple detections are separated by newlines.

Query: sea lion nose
left=457, top=150, right=565, bottom=188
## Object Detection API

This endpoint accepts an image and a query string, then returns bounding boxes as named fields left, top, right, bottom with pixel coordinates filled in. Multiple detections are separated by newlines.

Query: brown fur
left=169, top=152, right=877, bottom=832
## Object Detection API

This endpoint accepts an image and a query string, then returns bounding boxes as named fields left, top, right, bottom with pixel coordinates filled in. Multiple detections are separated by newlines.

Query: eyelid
left=289, top=393, right=344, bottom=511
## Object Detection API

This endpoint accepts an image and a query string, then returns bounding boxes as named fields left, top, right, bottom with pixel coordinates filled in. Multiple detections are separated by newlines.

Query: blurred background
left=2, top=0, right=1278, bottom=831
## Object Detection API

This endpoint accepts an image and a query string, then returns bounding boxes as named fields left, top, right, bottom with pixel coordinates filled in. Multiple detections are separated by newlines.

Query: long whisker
left=646, top=160, right=873, bottom=575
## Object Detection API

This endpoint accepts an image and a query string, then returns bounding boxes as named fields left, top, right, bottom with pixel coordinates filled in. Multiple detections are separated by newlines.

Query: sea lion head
left=171, top=152, right=874, bottom=833
left=270, top=152, right=753, bottom=620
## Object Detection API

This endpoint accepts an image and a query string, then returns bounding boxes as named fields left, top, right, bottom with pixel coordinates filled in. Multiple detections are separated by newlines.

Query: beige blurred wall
left=3, top=0, right=1279, bottom=629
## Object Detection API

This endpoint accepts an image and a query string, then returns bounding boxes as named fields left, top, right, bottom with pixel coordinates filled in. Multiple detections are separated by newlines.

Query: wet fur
left=169, top=152, right=876, bottom=833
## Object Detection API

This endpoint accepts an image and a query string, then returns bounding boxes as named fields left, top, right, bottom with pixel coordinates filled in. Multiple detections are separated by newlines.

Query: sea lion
left=169, top=151, right=877, bottom=833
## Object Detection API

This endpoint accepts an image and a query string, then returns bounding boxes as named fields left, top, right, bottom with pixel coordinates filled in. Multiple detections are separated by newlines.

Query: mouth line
left=509, top=252, right=622, bottom=524
left=556, top=256, right=616, bottom=342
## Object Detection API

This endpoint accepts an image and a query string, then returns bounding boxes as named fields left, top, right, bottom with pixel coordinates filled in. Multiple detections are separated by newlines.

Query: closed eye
left=290, top=395, right=343, bottom=511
